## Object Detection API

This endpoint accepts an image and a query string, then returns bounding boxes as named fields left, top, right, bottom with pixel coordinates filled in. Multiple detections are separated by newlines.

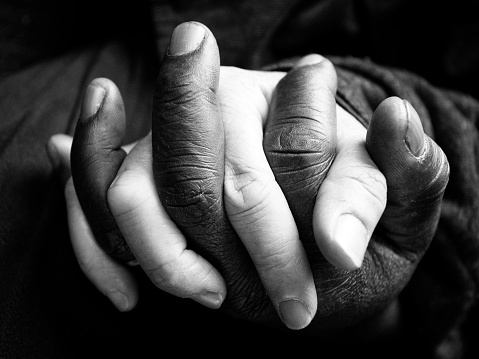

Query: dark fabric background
left=0, top=0, right=478, bottom=358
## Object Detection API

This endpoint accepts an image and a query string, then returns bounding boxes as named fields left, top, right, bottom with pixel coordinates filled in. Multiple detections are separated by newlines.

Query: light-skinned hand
left=48, top=22, right=449, bottom=333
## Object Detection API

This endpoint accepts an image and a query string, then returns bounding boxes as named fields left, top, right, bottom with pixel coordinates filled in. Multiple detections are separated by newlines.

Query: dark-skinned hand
left=48, top=22, right=449, bottom=333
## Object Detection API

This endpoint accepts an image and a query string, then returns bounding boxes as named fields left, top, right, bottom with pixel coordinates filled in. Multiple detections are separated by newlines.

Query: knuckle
left=224, top=161, right=275, bottom=221
left=160, top=178, right=221, bottom=228
left=265, top=131, right=335, bottom=189
left=252, top=241, right=296, bottom=274
left=145, top=263, right=187, bottom=296
left=344, top=166, right=387, bottom=209
left=107, top=169, right=149, bottom=220
left=265, top=120, right=336, bottom=156
left=144, top=252, right=213, bottom=297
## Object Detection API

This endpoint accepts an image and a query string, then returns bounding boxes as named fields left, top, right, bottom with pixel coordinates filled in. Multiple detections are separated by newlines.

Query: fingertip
left=366, top=96, right=449, bottom=257
left=332, top=214, right=368, bottom=270
left=108, top=291, right=130, bottom=312
left=107, top=141, right=227, bottom=310
left=71, top=75, right=132, bottom=262
left=366, top=96, right=448, bottom=199
left=170, top=257, right=228, bottom=310
left=47, top=134, right=72, bottom=165
left=288, top=54, right=337, bottom=94
left=65, top=173, right=139, bottom=312
left=179, top=256, right=227, bottom=310
left=313, top=212, right=366, bottom=271
left=312, top=150, right=385, bottom=272
left=293, top=53, right=325, bottom=68
left=367, top=96, right=425, bottom=163
left=83, top=248, right=139, bottom=313
left=106, top=274, right=139, bottom=312
left=86, top=77, right=120, bottom=100
left=168, top=21, right=207, bottom=56
left=89, top=77, right=118, bottom=90
left=79, top=77, right=124, bottom=128
left=193, top=268, right=228, bottom=309
left=278, top=299, right=314, bottom=330
left=368, top=96, right=403, bottom=135
left=81, top=84, right=106, bottom=121
left=191, top=290, right=225, bottom=310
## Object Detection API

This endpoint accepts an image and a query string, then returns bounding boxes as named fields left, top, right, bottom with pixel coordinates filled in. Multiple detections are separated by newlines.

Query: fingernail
left=294, top=54, right=324, bottom=68
left=81, top=84, right=106, bottom=120
left=192, top=291, right=223, bottom=309
left=168, top=22, right=206, bottom=56
left=278, top=299, right=312, bottom=330
left=127, top=258, right=139, bottom=266
left=334, top=214, right=368, bottom=270
left=403, top=100, right=425, bottom=157
left=109, top=291, right=129, bottom=312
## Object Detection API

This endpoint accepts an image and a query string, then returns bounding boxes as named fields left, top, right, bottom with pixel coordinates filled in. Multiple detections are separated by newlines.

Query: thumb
left=366, top=96, right=449, bottom=258
left=264, top=54, right=337, bottom=237
left=151, top=22, right=269, bottom=322
left=152, top=22, right=230, bottom=255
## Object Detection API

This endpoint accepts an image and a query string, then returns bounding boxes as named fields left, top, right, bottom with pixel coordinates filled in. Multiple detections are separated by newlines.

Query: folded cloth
left=1, top=1, right=478, bottom=358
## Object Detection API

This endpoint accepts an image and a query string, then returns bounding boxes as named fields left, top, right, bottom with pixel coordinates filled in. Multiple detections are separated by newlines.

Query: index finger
left=108, top=134, right=227, bottom=308
left=152, top=23, right=316, bottom=330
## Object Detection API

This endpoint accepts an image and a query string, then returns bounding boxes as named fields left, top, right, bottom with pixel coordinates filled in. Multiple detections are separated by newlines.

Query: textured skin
left=71, top=92, right=135, bottom=263
left=149, top=27, right=449, bottom=333
left=151, top=29, right=272, bottom=321
left=72, top=27, right=449, bottom=333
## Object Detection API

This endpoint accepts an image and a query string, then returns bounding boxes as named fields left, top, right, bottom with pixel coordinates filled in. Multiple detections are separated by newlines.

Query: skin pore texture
left=51, top=22, right=448, bottom=334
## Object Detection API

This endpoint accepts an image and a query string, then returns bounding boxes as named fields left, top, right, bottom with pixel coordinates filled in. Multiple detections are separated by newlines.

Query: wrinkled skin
left=70, top=24, right=449, bottom=334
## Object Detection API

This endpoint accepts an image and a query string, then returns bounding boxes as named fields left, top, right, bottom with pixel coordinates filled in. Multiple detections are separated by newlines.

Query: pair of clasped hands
left=48, top=22, right=449, bottom=333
